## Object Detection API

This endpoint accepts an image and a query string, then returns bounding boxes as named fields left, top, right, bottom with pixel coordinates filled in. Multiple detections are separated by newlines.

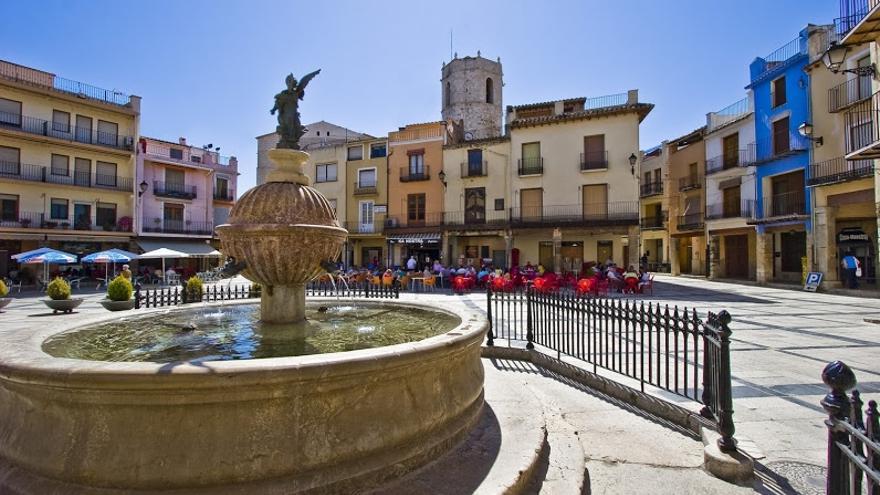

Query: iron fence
left=753, top=133, right=810, bottom=164
left=640, top=212, right=666, bottom=230
left=808, top=156, right=874, bottom=186
left=763, top=191, right=807, bottom=218
left=706, top=200, right=756, bottom=220
left=579, top=151, right=608, bottom=171
left=461, top=160, right=488, bottom=177
left=829, top=76, right=873, bottom=113
left=485, top=288, right=736, bottom=450
left=142, top=218, right=213, bottom=235
left=706, top=147, right=757, bottom=174
left=509, top=201, right=639, bottom=227
left=135, top=281, right=398, bottom=308
left=0, top=111, right=133, bottom=151
left=153, top=180, right=197, bottom=200
left=706, top=97, right=752, bottom=133
left=677, top=212, right=704, bottom=231
left=518, top=157, right=543, bottom=176
left=583, top=92, right=628, bottom=110
left=0, top=59, right=131, bottom=107
left=678, top=174, right=703, bottom=191
left=144, top=142, right=230, bottom=167
left=399, top=165, right=431, bottom=182
left=844, top=92, right=880, bottom=155
left=640, top=181, right=663, bottom=197
left=836, top=0, right=878, bottom=36
left=820, top=360, right=879, bottom=495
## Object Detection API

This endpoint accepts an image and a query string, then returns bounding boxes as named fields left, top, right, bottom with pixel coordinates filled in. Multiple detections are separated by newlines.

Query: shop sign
left=374, top=205, right=387, bottom=214
left=804, top=272, right=823, bottom=292
left=837, top=229, right=870, bottom=243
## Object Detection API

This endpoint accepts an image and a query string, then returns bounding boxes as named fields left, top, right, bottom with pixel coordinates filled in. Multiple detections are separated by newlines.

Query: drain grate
left=761, top=461, right=826, bottom=495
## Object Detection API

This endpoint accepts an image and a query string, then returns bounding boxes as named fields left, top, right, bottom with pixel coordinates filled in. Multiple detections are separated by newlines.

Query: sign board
left=837, top=229, right=869, bottom=243
left=374, top=205, right=387, bottom=214
left=804, top=272, right=823, bottom=292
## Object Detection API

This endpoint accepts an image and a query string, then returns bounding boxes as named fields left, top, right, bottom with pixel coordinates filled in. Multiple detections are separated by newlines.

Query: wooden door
left=724, top=235, right=748, bottom=278
left=722, top=185, right=741, bottom=217
left=723, top=133, right=739, bottom=168
left=520, top=188, right=543, bottom=220
left=582, top=184, right=608, bottom=218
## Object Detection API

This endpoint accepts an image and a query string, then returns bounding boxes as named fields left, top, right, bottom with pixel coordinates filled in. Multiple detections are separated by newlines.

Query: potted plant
left=0, top=279, right=11, bottom=312
left=59, top=221, right=69, bottom=229
left=41, top=277, right=83, bottom=313
left=45, top=221, right=58, bottom=229
left=184, top=276, right=203, bottom=303
left=100, top=275, right=134, bottom=311
left=19, top=218, right=31, bottom=228
left=118, top=216, right=132, bottom=232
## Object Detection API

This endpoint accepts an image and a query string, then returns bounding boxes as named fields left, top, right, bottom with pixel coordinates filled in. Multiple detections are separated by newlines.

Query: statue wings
left=297, top=69, right=321, bottom=98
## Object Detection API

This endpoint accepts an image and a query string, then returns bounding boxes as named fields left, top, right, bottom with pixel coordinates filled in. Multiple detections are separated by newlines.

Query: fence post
left=134, top=282, right=141, bottom=309
left=714, top=310, right=737, bottom=453
left=486, top=287, right=494, bottom=346
left=526, top=288, right=534, bottom=350
left=821, top=360, right=856, bottom=495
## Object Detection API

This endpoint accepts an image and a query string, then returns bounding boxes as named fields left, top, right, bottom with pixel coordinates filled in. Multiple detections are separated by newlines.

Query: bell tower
left=441, top=52, right=503, bottom=140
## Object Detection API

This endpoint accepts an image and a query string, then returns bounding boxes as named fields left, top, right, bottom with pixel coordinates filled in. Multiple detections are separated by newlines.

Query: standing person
left=640, top=251, right=650, bottom=271
left=406, top=255, right=417, bottom=272
left=121, top=264, right=132, bottom=281
left=841, top=251, right=861, bottom=289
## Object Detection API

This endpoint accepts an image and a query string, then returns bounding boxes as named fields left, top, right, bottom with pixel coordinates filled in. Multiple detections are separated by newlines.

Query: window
left=316, top=163, right=337, bottom=182
left=0, top=146, right=20, bottom=175
left=654, top=168, right=662, bottom=185
left=486, top=77, right=494, bottom=104
left=520, top=188, right=543, bottom=219
left=445, top=82, right=451, bottom=107
left=96, top=161, right=117, bottom=187
left=73, top=203, right=91, bottom=229
left=521, top=142, right=541, bottom=173
left=166, top=168, right=185, bottom=185
left=722, top=185, right=741, bottom=217
left=169, top=148, right=184, bottom=159
left=191, top=155, right=201, bottom=163
left=467, top=149, right=483, bottom=176
left=51, top=154, right=69, bottom=176
left=582, top=184, right=608, bottom=218
left=75, top=115, right=93, bottom=143
left=74, top=158, right=91, bottom=187
left=50, top=198, right=69, bottom=220
left=688, top=162, right=698, bottom=181
left=407, top=193, right=426, bottom=223
left=494, top=198, right=504, bottom=211
left=723, top=133, right=739, bottom=168
left=408, top=152, right=425, bottom=175
left=773, top=117, right=790, bottom=155
left=52, top=110, right=70, bottom=133
left=858, top=56, right=872, bottom=99
left=370, top=142, right=387, bottom=158
left=216, top=176, right=229, bottom=198
left=771, top=76, right=786, bottom=108
left=643, top=171, right=651, bottom=184
left=582, top=134, right=606, bottom=169
left=97, top=120, right=118, bottom=146
left=465, top=187, right=486, bottom=224
left=0, top=98, right=21, bottom=126
left=358, top=168, right=376, bottom=187
left=163, top=203, right=184, bottom=232
left=359, top=201, right=375, bottom=233
left=0, top=194, right=18, bottom=222
left=96, top=202, right=117, bottom=229
left=347, top=145, right=363, bottom=161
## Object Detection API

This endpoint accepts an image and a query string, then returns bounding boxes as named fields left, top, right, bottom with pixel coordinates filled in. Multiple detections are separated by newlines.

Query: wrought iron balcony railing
left=706, top=147, right=757, bottom=175
left=0, top=160, right=133, bottom=191
left=517, top=157, right=543, bottom=176
left=640, top=181, right=663, bottom=197
left=676, top=212, right=704, bottom=231
left=640, top=212, right=667, bottom=230
left=0, top=211, right=133, bottom=232
left=753, top=133, right=810, bottom=164
left=213, top=189, right=235, bottom=201
left=342, top=220, right=384, bottom=234
left=808, top=156, right=874, bottom=186
left=762, top=191, right=807, bottom=218
left=706, top=97, right=752, bottom=133
left=153, top=181, right=197, bottom=200
left=509, top=201, right=639, bottom=227
left=579, top=151, right=608, bottom=171
left=835, top=0, right=879, bottom=36
left=144, top=142, right=231, bottom=167
left=461, top=160, right=488, bottom=178
left=0, top=59, right=131, bottom=107
left=142, top=218, right=214, bottom=235
left=828, top=75, right=873, bottom=113
left=678, top=174, right=702, bottom=191
left=353, top=182, right=378, bottom=195
left=753, top=36, right=807, bottom=82
left=844, top=90, right=880, bottom=157
left=0, top=111, right=133, bottom=151
left=399, top=165, right=430, bottom=182
left=706, top=200, right=756, bottom=220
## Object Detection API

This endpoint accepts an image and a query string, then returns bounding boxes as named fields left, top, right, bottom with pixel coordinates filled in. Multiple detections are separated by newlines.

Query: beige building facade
left=343, top=137, right=388, bottom=267
left=665, top=128, right=707, bottom=276
left=638, top=146, right=669, bottom=271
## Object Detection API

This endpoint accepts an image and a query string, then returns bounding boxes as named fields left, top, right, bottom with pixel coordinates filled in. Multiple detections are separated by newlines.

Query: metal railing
left=583, top=92, right=628, bottom=110
left=509, top=201, right=639, bottom=226
left=706, top=147, right=756, bottom=175
left=0, top=111, right=134, bottom=151
left=829, top=76, right=874, bottom=113
left=485, top=289, right=737, bottom=451
left=706, top=200, right=755, bottom=220
left=134, top=282, right=398, bottom=309
left=763, top=191, right=807, bottom=218
left=399, top=165, right=431, bottom=182
left=0, top=59, right=131, bottom=107
left=153, top=181, right=197, bottom=200
left=461, top=160, right=488, bottom=178
left=679, top=174, right=702, bottom=191
left=518, top=157, right=543, bottom=176
left=0, top=160, right=133, bottom=191
left=754, top=36, right=807, bottom=81
left=707, top=97, right=752, bottom=133
left=640, top=181, right=663, bottom=197
left=640, top=212, right=666, bottom=230
left=142, top=219, right=213, bottom=235
left=819, top=360, right=879, bottom=495
left=808, top=157, right=874, bottom=186
left=144, top=142, right=231, bottom=167
left=442, top=209, right=511, bottom=227
left=753, top=133, right=810, bottom=163
left=580, top=151, right=608, bottom=171
left=0, top=211, right=133, bottom=232
left=677, top=212, right=704, bottom=231
left=844, top=90, right=880, bottom=155
left=835, top=0, right=879, bottom=36
left=342, top=220, right=384, bottom=234
left=353, top=183, right=378, bottom=195
left=213, top=189, right=235, bottom=201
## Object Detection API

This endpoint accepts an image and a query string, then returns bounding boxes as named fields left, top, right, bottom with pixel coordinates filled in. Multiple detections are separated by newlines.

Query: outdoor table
left=410, top=276, right=426, bottom=292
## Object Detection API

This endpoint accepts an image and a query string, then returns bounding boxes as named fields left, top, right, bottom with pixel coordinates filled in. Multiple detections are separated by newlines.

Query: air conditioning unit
left=385, top=218, right=398, bottom=227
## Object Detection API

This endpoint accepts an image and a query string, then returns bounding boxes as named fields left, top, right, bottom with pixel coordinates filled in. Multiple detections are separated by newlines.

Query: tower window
left=446, top=82, right=451, bottom=107
left=486, top=78, right=494, bottom=104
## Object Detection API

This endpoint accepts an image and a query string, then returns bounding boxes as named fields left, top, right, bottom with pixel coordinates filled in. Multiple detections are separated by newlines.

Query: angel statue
left=270, top=69, right=321, bottom=149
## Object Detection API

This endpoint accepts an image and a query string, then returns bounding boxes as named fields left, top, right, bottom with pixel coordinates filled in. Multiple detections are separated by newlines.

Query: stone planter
left=41, top=298, right=83, bottom=314
left=99, top=299, right=134, bottom=311
left=0, top=298, right=10, bottom=312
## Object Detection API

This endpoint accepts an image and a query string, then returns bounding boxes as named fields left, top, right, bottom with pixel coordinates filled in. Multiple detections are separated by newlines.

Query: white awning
left=136, top=239, right=218, bottom=256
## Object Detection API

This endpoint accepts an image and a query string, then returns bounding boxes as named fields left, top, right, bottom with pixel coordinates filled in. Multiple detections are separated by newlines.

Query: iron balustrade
left=705, top=200, right=755, bottom=220
left=153, top=181, right=197, bottom=200
left=0, top=211, right=43, bottom=228
left=640, top=181, right=663, bottom=197
left=677, top=212, right=704, bottom=231
left=134, top=282, right=398, bottom=309
left=582, top=92, right=628, bottom=110
left=485, top=289, right=737, bottom=450
left=443, top=209, right=510, bottom=227
left=399, top=165, right=431, bottom=182
left=580, top=151, right=608, bottom=171
left=144, top=142, right=231, bottom=167
left=640, top=212, right=667, bottom=230
left=819, top=360, right=879, bottom=495
left=341, top=220, right=384, bottom=234
left=706, top=97, right=752, bottom=133
left=142, top=219, right=213, bottom=235
left=678, top=175, right=703, bottom=191
left=835, top=0, right=879, bottom=36
left=829, top=76, right=874, bottom=113
left=213, top=189, right=235, bottom=201
left=518, top=157, right=543, bottom=176
left=0, top=111, right=133, bottom=151
left=353, top=183, right=378, bottom=195
left=844, top=90, right=880, bottom=155
left=509, top=201, right=639, bottom=227
left=461, top=160, right=488, bottom=178
left=763, top=191, right=807, bottom=218
left=753, top=36, right=807, bottom=81
left=808, top=157, right=874, bottom=186
left=705, top=147, right=757, bottom=175
left=0, top=211, right=132, bottom=232
left=753, top=133, right=810, bottom=164
left=0, top=60, right=131, bottom=107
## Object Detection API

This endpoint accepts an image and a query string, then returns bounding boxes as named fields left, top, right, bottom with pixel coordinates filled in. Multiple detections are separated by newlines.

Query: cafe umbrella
left=11, top=247, right=78, bottom=285
left=81, top=249, right=139, bottom=282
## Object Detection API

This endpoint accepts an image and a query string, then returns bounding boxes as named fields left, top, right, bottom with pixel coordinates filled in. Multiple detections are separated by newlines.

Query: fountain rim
left=215, top=223, right=347, bottom=234
left=0, top=298, right=485, bottom=392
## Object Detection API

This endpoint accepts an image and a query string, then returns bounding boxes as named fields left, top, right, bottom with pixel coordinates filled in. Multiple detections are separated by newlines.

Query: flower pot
left=0, top=298, right=11, bottom=312
left=100, top=299, right=135, bottom=311
left=42, top=298, right=84, bottom=314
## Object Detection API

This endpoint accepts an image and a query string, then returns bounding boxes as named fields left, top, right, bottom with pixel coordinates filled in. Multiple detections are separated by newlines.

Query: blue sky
left=2, top=0, right=837, bottom=190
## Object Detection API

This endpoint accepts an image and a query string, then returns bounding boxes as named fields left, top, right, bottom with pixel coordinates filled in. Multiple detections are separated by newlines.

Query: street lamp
left=629, top=153, right=637, bottom=176
left=138, top=180, right=149, bottom=197
left=798, top=122, right=823, bottom=146
left=438, top=169, right=447, bottom=188
left=822, top=41, right=876, bottom=76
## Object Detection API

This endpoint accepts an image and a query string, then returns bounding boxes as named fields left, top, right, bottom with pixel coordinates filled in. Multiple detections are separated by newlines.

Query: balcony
left=640, top=181, right=663, bottom=198
left=579, top=151, right=608, bottom=171
left=836, top=0, right=880, bottom=42
left=0, top=160, right=133, bottom=192
left=678, top=174, right=702, bottom=192
left=441, top=209, right=510, bottom=228
left=517, top=157, right=543, bottom=176
left=753, top=133, right=810, bottom=164
left=509, top=201, right=639, bottom=228
left=707, top=97, right=752, bottom=133
left=342, top=220, right=384, bottom=235
left=144, top=142, right=232, bottom=168
left=0, top=111, right=133, bottom=151
left=755, top=191, right=807, bottom=221
left=828, top=76, right=873, bottom=113
left=142, top=218, right=214, bottom=236
left=808, top=156, right=874, bottom=186
left=752, top=37, right=807, bottom=82
left=0, top=211, right=133, bottom=233
left=706, top=147, right=756, bottom=175
left=384, top=213, right=444, bottom=230
left=213, top=189, right=235, bottom=201
left=844, top=90, right=880, bottom=158
left=0, top=59, right=131, bottom=107
left=153, top=181, right=197, bottom=200
left=640, top=212, right=667, bottom=230
left=706, top=200, right=756, bottom=220
left=353, top=182, right=378, bottom=195
left=399, top=165, right=430, bottom=182
left=676, top=212, right=704, bottom=232
left=460, top=160, right=487, bottom=178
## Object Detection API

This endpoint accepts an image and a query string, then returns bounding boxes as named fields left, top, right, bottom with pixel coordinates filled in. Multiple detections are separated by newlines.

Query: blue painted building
left=746, top=25, right=832, bottom=283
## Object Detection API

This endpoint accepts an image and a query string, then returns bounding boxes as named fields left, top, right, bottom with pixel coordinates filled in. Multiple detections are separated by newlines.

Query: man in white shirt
left=406, top=256, right=417, bottom=271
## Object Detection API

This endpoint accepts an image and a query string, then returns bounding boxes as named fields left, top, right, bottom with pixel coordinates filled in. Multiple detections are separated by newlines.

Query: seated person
left=623, top=265, right=639, bottom=280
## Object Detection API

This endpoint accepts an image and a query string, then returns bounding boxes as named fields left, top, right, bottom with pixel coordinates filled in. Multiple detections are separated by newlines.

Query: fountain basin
left=0, top=299, right=486, bottom=494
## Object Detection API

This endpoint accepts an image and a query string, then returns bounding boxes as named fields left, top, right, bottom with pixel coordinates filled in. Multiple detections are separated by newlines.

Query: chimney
left=179, top=137, right=187, bottom=146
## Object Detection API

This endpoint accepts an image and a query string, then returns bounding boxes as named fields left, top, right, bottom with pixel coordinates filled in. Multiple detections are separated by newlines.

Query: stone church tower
left=441, top=53, right=503, bottom=140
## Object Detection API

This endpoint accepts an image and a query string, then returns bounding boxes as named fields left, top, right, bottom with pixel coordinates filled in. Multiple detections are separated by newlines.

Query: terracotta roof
left=669, top=126, right=707, bottom=146
left=508, top=102, right=654, bottom=128
left=444, top=135, right=510, bottom=150
left=394, top=120, right=446, bottom=131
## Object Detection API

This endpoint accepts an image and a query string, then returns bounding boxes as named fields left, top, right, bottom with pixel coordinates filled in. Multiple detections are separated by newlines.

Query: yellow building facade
left=343, top=137, right=388, bottom=267
left=665, top=128, right=708, bottom=276
left=638, top=146, right=670, bottom=271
